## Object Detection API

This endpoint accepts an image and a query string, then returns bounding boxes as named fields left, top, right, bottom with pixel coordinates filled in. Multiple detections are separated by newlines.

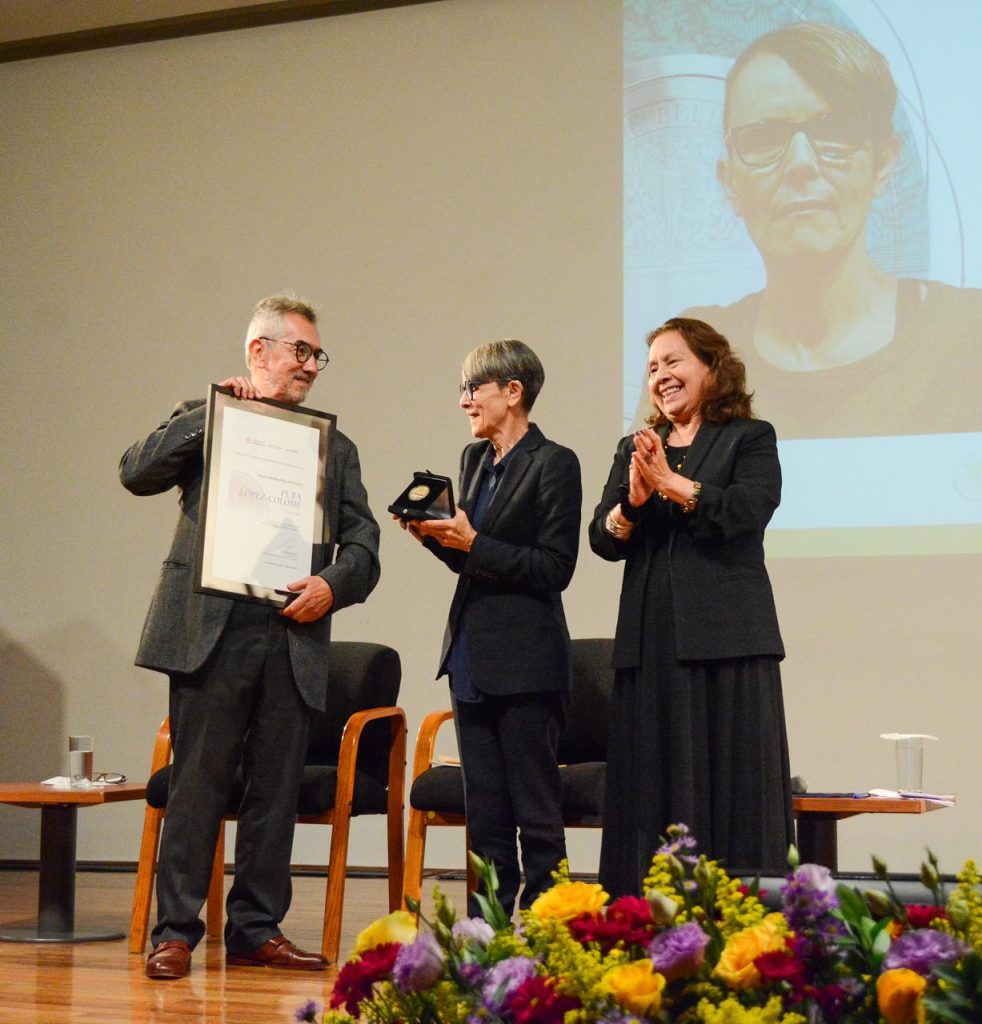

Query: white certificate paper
left=197, top=386, right=335, bottom=606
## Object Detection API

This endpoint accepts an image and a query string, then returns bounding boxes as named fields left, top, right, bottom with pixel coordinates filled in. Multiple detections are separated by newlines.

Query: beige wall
left=0, top=0, right=977, bottom=881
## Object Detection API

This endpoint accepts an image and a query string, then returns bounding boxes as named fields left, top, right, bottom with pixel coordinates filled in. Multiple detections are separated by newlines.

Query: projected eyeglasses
left=726, top=111, right=868, bottom=168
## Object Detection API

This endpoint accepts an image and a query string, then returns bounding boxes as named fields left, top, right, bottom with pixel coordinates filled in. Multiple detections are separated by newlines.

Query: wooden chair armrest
left=340, top=705, right=407, bottom=737
left=409, top=709, right=454, bottom=783
left=148, top=717, right=172, bottom=775
left=334, top=706, right=408, bottom=811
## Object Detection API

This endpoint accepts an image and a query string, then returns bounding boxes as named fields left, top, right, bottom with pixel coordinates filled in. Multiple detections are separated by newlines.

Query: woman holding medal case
left=395, top=339, right=581, bottom=916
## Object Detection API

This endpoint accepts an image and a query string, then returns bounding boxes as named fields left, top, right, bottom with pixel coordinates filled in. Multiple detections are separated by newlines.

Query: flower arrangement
left=298, top=824, right=982, bottom=1024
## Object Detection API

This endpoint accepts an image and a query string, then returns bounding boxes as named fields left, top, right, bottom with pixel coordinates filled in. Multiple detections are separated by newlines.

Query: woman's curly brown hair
left=644, top=317, right=754, bottom=427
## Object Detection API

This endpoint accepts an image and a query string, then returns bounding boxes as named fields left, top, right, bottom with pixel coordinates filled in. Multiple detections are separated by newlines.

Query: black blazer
left=425, top=423, right=581, bottom=696
left=589, top=418, right=784, bottom=669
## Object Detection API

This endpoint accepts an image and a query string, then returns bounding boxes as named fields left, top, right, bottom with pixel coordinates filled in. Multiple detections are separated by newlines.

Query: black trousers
left=151, top=602, right=314, bottom=952
left=453, top=690, right=566, bottom=917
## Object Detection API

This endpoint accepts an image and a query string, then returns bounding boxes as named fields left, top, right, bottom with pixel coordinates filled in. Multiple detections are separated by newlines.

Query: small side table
left=793, top=794, right=950, bottom=871
left=0, top=781, right=146, bottom=943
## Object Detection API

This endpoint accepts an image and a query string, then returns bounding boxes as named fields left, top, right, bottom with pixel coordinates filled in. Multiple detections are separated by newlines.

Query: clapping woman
left=591, top=317, right=793, bottom=895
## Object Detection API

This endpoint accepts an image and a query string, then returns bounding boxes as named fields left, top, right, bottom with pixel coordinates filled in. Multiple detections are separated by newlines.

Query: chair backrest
left=556, top=638, right=614, bottom=765
left=306, top=641, right=402, bottom=788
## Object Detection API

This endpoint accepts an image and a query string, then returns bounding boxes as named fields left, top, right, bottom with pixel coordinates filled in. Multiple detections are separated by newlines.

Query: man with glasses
left=121, top=295, right=380, bottom=979
left=666, top=21, right=982, bottom=439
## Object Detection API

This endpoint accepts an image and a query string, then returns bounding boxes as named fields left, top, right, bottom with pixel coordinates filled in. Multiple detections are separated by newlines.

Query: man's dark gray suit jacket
left=120, top=399, right=380, bottom=711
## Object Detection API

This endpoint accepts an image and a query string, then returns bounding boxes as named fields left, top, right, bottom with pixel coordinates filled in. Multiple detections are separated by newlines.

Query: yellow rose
left=530, top=880, right=608, bottom=920
left=713, top=914, right=787, bottom=990
left=354, top=910, right=418, bottom=953
left=877, top=968, right=927, bottom=1024
left=600, top=960, right=666, bottom=1016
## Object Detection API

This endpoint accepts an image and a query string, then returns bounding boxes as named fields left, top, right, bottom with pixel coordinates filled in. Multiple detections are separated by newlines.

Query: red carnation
left=330, top=943, right=401, bottom=1016
left=905, top=904, right=947, bottom=929
left=756, top=949, right=807, bottom=993
left=607, top=895, right=654, bottom=928
left=568, top=896, right=656, bottom=952
left=506, top=975, right=581, bottom=1024
left=568, top=912, right=604, bottom=945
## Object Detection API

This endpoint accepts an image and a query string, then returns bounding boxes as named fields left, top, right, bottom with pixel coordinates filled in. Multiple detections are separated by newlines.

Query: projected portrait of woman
left=625, top=8, right=982, bottom=443
left=694, top=21, right=982, bottom=439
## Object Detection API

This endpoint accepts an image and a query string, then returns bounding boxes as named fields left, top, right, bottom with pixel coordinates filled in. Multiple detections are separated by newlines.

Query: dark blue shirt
left=447, top=438, right=523, bottom=702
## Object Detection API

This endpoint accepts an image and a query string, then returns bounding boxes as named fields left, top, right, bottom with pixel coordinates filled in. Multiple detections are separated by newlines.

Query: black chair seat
left=409, top=761, right=605, bottom=823
left=560, top=760, right=606, bottom=822
left=408, top=764, right=462, bottom=814
left=146, top=763, right=388, bottom=816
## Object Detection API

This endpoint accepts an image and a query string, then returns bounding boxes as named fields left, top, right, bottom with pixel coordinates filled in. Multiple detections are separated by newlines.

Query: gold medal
left=408, top=484, right=431, bottom=502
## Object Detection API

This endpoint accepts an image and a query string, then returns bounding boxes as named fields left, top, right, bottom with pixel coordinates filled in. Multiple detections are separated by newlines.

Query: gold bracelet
left=681, top=481, right=702, bottom=514
left=605, top=512, right=633, bottom=539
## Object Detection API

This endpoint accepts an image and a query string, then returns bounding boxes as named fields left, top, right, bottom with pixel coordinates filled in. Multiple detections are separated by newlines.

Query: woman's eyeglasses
left=458, top=377, right=519, bottom=400
left=92, top=772, right=126, bottom=784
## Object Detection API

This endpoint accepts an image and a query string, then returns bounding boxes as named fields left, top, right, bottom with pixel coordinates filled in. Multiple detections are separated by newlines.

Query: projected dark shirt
left=680, top=280, right=982, bottom=440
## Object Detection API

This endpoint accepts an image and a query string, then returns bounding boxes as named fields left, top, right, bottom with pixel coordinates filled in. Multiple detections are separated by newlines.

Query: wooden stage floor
left=0, top=868, right=466, bottom=1024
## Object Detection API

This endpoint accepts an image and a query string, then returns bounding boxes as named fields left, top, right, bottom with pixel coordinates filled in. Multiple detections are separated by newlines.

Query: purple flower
left=656, top=824, right=699, bottom=864
left=780, top=863, right=846, bottom=958
left=481, top=956, right=537, bottom=1012
left=648, top=921, right=710, bottom=981
left=294, top=999, right=321, bottom=1022
left=794, top=863, right=838, bottom=900
left=459, top=961, right=488, bottom=987
left=393, top=931, right=445, bottom=992
left=453, top=916, right=496, bottom=949
left=883, top=928, right=968, bottom=977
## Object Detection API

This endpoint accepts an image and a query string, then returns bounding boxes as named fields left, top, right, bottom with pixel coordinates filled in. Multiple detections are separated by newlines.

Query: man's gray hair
left=244, top=295, right=318, bottom=368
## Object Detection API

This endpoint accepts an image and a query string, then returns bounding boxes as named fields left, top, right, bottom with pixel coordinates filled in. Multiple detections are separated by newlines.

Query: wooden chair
left=403, top=638, right=613, bottom=911
left=129, top=641, right=406, bottom=963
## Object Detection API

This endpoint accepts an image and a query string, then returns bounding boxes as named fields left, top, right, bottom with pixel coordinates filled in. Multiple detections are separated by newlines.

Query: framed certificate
left=195, top=384, right=336, bottom=606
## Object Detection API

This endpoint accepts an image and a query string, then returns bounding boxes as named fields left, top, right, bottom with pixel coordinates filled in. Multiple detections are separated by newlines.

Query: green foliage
left=467, top=851, right=511, bottom=932
left=922, top=951, right=982, bottom=1024
left=833, top=882, right=892, bottom=973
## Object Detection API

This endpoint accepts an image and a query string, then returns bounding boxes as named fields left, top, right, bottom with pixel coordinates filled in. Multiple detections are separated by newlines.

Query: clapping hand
left=628, top=428, right=671, bottom=506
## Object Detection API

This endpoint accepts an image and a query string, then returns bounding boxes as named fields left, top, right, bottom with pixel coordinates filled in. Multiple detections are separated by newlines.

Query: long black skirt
left=598, top=568, right=794, bottom=896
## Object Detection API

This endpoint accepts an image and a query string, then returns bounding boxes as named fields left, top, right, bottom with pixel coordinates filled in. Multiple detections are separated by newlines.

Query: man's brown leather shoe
left=227, top=934, right=328, bottom=970
left=146, top=940, right=192, bottom=979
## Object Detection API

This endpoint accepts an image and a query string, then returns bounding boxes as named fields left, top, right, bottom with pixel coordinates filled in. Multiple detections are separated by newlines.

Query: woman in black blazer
left=400, top=340, right=581, bottom=915
left=590, top=317, right=793, bottom=895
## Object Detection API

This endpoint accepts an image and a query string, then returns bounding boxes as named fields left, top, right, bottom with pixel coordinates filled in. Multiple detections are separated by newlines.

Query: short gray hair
left=462, top=339, right=545, bottom=412
left=244, top=295, right=318, bottom=368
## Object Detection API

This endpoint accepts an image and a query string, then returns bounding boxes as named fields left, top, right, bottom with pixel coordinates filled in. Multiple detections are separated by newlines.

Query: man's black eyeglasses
left=458, top=377, right=518, bottom=401
left=259, top=336, right=329, bottom=371
left=726, top=111, right=868, bottom=168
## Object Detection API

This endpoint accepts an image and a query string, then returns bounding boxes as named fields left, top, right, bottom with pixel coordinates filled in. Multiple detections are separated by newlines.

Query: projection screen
left=624, top=0, right=982, bottom=557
